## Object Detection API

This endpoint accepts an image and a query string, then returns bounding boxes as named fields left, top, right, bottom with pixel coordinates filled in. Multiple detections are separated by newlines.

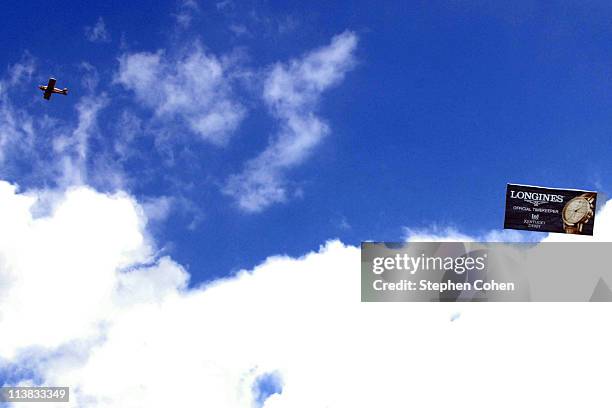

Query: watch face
left=563, top=197, right=590, bottom=224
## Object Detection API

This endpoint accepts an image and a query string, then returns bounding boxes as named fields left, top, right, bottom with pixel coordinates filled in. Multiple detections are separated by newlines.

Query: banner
left=361, top=242, right=612, bottom=302
left=504, top=183, right=597, bottom=235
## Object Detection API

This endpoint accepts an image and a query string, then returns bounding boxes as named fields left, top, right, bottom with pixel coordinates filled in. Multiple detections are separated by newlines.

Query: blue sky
left=3, top=2, right=612, bottom=406
left=3, top=0, right=612, bottom=284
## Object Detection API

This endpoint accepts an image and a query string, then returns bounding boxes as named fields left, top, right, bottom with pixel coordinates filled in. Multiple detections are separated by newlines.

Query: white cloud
left=84, top=17, right=110, bottom=43
left=112, top=110, right=142, bottom=161
left=79, top=62, right=101, bottom=90
left=117, top=46, right=245, bottom=146
left=403, top=225, right=536, bottom=242
left=0, top=57, right=36, bottom=163
left=404, top=200, right=612, bottom=243
left=223, top=31, right=358, bottom=212
left=52, top=95, right=109, bottom=186
left=140, top=195, right=174, bottom=223
left=216, top=0, right=233, bottom=11
left=0, top=91, right=35, bottom=164
left=229, top=23, right=250, bottom=37
left=174, top=0, right=200, bottom=28
left=0, top=181, right=156, bottom=358
left=2, top=178, right=611, bottom=407
left=7, top=53, right=35, bottom=86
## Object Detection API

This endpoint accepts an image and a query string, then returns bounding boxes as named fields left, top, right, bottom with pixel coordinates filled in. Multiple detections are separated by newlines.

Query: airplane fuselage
left=38, top=78, right=68, bottom=100
left=38, top=85, right=68, bottom=94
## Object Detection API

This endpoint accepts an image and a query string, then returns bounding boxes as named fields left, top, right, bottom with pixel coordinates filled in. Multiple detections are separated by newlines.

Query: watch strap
left=579, top=192, right=596, bottom=204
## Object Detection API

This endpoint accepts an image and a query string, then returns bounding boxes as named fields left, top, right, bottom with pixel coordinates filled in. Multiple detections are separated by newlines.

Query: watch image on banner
left=504, top=184, right=597, bottom=235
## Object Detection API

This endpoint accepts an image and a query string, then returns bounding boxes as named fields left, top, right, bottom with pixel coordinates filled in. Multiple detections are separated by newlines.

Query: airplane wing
left=43, top=78, right=56, bottom=100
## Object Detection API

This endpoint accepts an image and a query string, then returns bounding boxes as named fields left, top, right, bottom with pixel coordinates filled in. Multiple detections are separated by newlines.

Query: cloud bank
left=1, top=180, right=611, bottom=407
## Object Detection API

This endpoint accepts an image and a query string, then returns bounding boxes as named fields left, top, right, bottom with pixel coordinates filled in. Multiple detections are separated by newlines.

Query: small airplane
left=38, top=78, right=68, bottom=100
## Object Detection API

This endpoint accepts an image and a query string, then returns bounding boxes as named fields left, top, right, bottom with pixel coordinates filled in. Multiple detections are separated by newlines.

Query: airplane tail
left=62, top=88, right=69, bottom=95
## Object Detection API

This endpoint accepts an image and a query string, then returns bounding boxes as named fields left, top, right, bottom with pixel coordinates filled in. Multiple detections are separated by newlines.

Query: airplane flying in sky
left=38, top=78, right=68, bottom=100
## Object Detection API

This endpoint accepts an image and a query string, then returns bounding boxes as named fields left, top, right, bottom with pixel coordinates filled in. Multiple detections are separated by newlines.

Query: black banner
left=504, top=184, right=597, bottom=235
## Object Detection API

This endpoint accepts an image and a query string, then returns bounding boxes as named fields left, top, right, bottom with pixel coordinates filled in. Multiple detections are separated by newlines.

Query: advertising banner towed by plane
left=504, top=184, right=597, bottom=235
